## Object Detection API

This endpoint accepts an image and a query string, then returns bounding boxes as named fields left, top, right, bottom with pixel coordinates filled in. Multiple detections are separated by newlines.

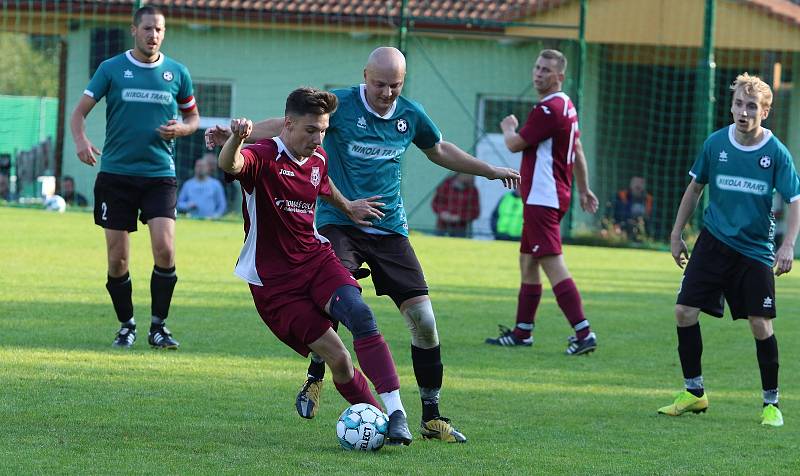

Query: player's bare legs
left=320, top=287, right=412, bottom=445
left=145, top=217, right=179, bottom=348
left=105, top=230, right=137, bottom=348
left=307, top=328, right=380, bottom=408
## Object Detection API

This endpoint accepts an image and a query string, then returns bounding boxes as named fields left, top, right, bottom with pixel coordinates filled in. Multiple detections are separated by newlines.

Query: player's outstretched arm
left=573, top=138, right=598, bottom=213
left=775, top=199, right=799, bottom=276
left=218, top=118, right=252, bottom=175
left=70, top=95, right=101, bottom=166
left=670, top=179, right=705, bottom=268
left=422, top=141, right=520, bottom=189
left=205, top=117, right=283, bottom=149
left=321, top=179, right=385, bottom=226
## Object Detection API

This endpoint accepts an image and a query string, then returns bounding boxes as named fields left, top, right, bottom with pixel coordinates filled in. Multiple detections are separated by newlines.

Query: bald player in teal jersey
left=206, top=47, right=519, bottom=442
left=659, top=73, right=800, bottom=427
left=71, top=6, right=200, bottom=350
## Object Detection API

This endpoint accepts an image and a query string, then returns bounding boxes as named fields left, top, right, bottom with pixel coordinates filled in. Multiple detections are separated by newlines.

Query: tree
left=0, top=33, right=59, bottom=97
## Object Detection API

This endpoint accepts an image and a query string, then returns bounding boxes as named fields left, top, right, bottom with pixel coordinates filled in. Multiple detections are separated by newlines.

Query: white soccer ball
left=336, top=403, right=388, bottom=451
left=43, top=195, right=66, bottom=213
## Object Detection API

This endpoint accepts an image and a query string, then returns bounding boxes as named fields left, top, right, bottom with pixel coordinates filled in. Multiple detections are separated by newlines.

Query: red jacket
left=431, top=175, right=480, bottom=231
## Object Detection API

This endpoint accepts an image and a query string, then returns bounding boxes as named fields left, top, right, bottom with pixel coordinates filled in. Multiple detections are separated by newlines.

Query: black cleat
left=112, top=325, right=136, bottom=348
left=565, top=332, right=597, bottom=355
left=148, top=326, right=179, bottom=349
left=386, top=410, right=413, bottom=446
left=485, top=324, right=533, bottom=347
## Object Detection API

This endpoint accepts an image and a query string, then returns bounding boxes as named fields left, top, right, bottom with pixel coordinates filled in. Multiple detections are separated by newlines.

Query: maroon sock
left=354, top=334, right=400, bottom=394
left=514, top=283, right=542, bottom=340
left=553, top=278, right=590, bottom=340
left=334, top=368, right=380, bottom=407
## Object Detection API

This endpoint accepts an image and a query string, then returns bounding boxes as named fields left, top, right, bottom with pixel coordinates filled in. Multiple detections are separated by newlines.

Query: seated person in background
left=613, top=175, right=653, bottom=240
left=491, top=188, right=523, bottom=241
left=177, top=154, right=227, bottom=218
left=431, top=172, right=480, bottom=237
left=62, top=175, right=88, bottom=207
left=0, top=174, right=12, bottom=201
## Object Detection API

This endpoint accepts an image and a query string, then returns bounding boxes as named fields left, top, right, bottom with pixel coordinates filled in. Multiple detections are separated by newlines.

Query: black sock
left=412, top=345, right=443, bottom=421
left=106, top=272, right=133, bottom=324
left=307, top=358, right=326, bottom=380
left=755, top=335, right=779, bottom=394
left=150, top=265, right=177, bottom=330
left=677, top=323, right=703, bottom=394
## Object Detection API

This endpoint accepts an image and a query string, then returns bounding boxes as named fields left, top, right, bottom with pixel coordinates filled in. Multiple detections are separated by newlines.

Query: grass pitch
left=1, top=206, right=799, bottom=474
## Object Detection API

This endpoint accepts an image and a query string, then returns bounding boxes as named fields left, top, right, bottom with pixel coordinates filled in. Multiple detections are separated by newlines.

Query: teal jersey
left=315, top=85, right=442, bottom=235
left=691, top=125, right=800, bottom=265
left=84, top=50, right=195, bottom=177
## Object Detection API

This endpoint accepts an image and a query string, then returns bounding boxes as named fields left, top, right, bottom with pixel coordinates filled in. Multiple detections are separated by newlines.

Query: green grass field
left=1, top=206, right=799, bottom=474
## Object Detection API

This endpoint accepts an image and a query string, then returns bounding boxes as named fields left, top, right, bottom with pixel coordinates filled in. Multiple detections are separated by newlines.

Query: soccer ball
left=336, top=403, right=388, bottom=451
left=43, top=195, right=66, bottom=213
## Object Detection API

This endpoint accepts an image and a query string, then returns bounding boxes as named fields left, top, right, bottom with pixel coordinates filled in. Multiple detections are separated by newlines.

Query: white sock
left=379, top=389, right=405, bottom=416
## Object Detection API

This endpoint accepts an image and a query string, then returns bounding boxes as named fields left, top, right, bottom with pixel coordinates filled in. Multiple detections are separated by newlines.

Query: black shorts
left=677, top=229, right=776, bottom=320
left=94, top=172, right=177, bottom=232
left=318, top=225, right=428, bottom=302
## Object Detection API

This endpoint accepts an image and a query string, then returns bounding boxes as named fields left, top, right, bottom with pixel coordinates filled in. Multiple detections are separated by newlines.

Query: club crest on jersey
left=759, top=155, right=772, bottom=169
left=123, top=69, right=133, bottom=79
left=357, top=116, right=367, bottom=129
left=162, top=71, right=174, bottom=82
left=396, top=118, right=408, bottom=134
left=310, top=166, right=321, bottom=187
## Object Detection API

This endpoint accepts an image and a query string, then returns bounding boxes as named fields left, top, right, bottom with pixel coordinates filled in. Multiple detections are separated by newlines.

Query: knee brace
left=329, top=285, right=379, bottom=340
left=402, top=299, right=439, bottom=348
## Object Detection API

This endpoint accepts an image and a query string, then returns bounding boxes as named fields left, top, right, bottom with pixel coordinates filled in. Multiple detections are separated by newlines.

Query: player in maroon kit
left=218, top=87, right=412, bottom=445
left=485, top=49, right=600, bottom=355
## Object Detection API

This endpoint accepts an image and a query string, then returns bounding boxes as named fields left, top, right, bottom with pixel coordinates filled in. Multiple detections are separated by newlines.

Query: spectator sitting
left=0, top=174, right=12, bottom=201
left=62, top=175, right=88, bottom=207
left=613, top=176, right=653, bottom=241
left=491, top=188, right=523, bottom=241
left=431, top=172, right=480, bottom=237
left=177, top=155, right=227, bottom=218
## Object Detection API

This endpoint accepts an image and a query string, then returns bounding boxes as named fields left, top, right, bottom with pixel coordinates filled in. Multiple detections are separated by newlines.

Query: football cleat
left=565, top=332, right=597, bottom=355
left=112, top=325, right=136, bottom=348
left=295, top=377, right=323, bottom=419
left=761, top=404, right=784, bottom=427
left=484, top=325, right=532, bottom=347
left=657, top=390, right=709, bottom=416
left=420, top=416, right=467, bottom=443
left=148, top=326, right=179, bottom=349
left=386, top=410, right=413, bottom=446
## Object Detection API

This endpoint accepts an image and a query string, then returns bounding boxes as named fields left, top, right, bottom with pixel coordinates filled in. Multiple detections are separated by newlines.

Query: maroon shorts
left=520, top=205, right=564, bottom=257
left=248, top=250, right=360, bottom=357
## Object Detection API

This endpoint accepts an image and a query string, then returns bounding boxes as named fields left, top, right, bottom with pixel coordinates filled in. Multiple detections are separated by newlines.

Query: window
left=90, top=28, right=125, bottom=77
left=194, top=81, right=233, bottom=121
left=477, top=95, right=536, bottom=135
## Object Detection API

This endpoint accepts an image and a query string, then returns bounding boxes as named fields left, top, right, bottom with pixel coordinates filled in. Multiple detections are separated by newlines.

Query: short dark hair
left=133, top=6, right=165, bottom=26
left=285, top=87, right=338, bottom=117
left=62, top=175, right=75, bottom=183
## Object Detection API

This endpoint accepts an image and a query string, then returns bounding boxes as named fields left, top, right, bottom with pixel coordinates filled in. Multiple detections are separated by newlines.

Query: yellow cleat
left=420, top=417, right=467, bottom=443
left=295, top=377, right=323, bottom=419
left=761, top=404, right=784, bottom=427
left=657, top=390, right=708, bottom=416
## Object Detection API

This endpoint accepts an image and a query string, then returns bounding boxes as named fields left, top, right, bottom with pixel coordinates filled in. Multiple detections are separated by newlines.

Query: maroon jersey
left=230, top=137, right=334, bottom=285
left=517, top=92, right=580, bottom=214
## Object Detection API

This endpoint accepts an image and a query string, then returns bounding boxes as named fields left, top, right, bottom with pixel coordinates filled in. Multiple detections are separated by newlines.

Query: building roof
left=19, top=1, right=800, bottom=31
